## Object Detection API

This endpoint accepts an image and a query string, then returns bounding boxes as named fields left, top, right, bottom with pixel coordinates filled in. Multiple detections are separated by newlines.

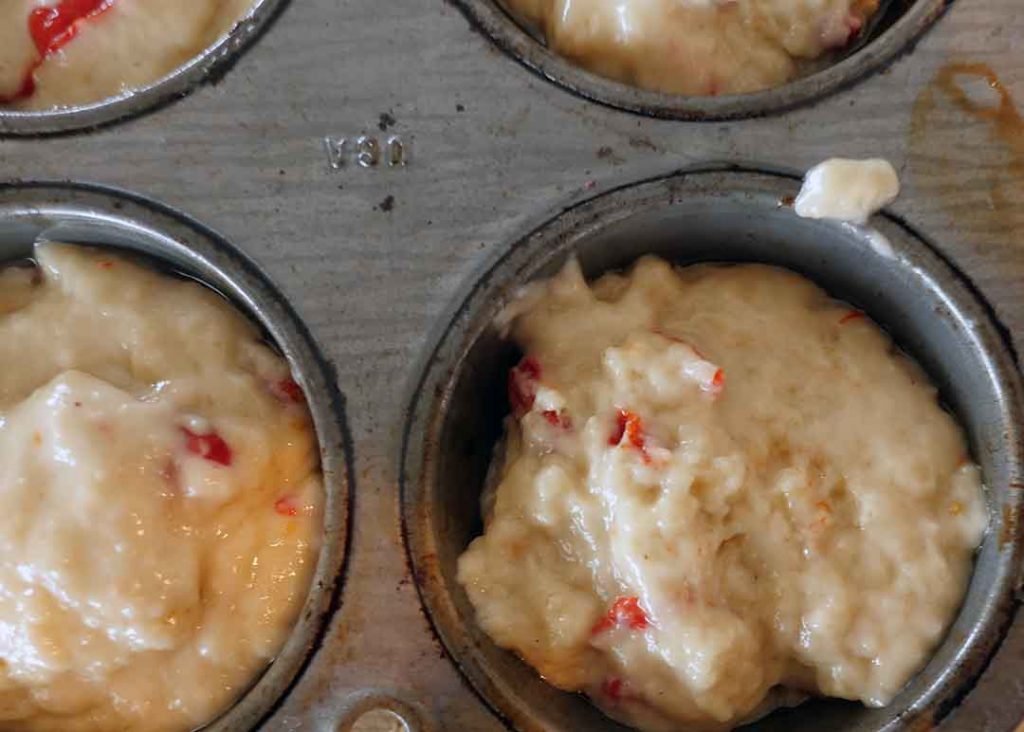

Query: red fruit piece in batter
left=609, top=409, right=645, bottom=450
left=274, top=496, right=299, bottom=517
left=601, top=677, right=624, bottom=701
left=508, top=356, right=541, bottom=418
left=591, top=596, right=649, bottom=635
left=274, top=376, right=305, bottom=404
left=541, top=409, right=571, bottom=429
left=2, top=0, right=113, bottom=103
left=181, top=426, right=233, bottom=466
left=709, top=368, right=725, bottom=395
left=29, top=0, right=113, bottom=56
left=839, top=310, right=865, bottom=325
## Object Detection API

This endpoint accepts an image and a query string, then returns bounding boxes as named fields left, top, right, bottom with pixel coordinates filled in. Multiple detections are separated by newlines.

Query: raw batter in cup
left=0, top=244, right=321, bottom=731
left=0, top=0, right=253, bottom=110
left=508, top=0, right=880, bottom=95
left=458, top=256, right=987, bottom=731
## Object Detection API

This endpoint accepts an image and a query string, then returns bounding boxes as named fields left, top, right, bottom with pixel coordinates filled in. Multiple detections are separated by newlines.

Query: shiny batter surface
left=0, top=0, right=253, bottom=110
left=507, top=0, right=879, bottom=95
left=0, top=244, right=321, bottom=731
left=458, top=257, right=987, bottom=731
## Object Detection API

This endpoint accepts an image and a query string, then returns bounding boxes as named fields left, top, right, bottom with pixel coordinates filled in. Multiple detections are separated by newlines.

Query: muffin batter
left=794, top=157, right=900, bottom=223
left=508, top=0, right=880, bottom=95
left=0, top=0, right=253, bottom=109
left=459, top=257, right=987, bottom=731
left=0, top=244, right=321, bottom=731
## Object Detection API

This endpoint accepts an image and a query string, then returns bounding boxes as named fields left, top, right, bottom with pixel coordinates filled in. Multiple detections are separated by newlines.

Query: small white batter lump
left=794, top=158, right=900, bottom=224
left=0, top=244, right=322, bottom=731
left=458, top=257, right=987, bottom=731
left=508, top=0, right=880, bottom=95
left=0, top=0, right=253, bottom=110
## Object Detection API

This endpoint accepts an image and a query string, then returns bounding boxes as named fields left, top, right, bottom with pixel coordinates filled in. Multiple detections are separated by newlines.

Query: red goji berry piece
left=591, top=596, right=649, bottom=636
left=508, top=356, right=541, bottom=418
left=541, top=409, right=571, bottom=429
left=2, top=0, right=114, bottom=104
left=274, top=496, right=299, bottom=517
left=181, top=426, right=232, bottom=466
left=601, top=677, right=624, bottom=701
left=274, top=377, right=305, bottom=404
left=609, top=410, right=645, bottom=450
left=709, top=368, right=725, bottom=395
left=30, top=0, right=112, bottom=56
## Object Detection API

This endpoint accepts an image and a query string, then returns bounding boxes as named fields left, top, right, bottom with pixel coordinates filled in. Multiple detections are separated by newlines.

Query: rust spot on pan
left=902, top=711, right=936, bottom=732
left=933, top=63, right=1024, bottom=152
left=1000, top=504, right=1019, bottom=548
left=909, top=62, right=1023, bottom=242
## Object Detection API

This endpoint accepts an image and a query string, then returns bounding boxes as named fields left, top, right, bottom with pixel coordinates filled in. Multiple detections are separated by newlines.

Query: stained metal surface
left=0, top=0, right=1020, bottom=729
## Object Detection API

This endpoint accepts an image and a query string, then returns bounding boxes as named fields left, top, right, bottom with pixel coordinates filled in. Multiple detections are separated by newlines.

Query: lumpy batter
left=0, top=244, right=321, bottom=731
left=0, top=0, right=253, bottom=110
left=458, top=257, right=987, bottom=731
left=507, top=0, right=880, bottom=95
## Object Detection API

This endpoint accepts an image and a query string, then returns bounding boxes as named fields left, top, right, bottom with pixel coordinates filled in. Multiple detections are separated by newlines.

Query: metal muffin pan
left=0, top=0, right=287, bottom=136
left=401, top=167, right=1024, bottom=732
left=451, top=0, right=950, bottom=119
left=0, top=182, right=351, bottom=731
left=0, top=0, right=1021, bottom=728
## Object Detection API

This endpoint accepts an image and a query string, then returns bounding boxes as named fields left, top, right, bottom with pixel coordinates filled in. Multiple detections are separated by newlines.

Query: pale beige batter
left=508, top=0, right=880, bottom=95
left=0, top=0, right=253, bottom=109
left=0, top=244, right=322, bottom=731
left=459, top=257, right=987, bottom=731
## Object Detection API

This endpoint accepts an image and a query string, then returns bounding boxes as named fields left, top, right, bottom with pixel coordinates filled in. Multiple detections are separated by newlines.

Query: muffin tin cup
left=452, top=0, right=949, bottom=120
left=401, top=166, right=1024, bottom=732
left=0, top=181, right=351, bottom=731
left=0, top=0, right=287, bottom=137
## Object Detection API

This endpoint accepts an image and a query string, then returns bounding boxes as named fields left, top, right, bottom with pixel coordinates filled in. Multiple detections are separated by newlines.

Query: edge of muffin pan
left=400, top=166, right=1024, bottom=732
left=0, top=181, right=352, bottom=730
left=452, top=0, right=949, bottom=120
left=0, top=0, right=288, bottom=137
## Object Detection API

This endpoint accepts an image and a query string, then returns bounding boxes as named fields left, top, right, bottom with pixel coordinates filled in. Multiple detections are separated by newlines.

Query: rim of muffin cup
left=401, top=165, right=1024, bottom=732
left=0, top=0, right=288, bottom=137
left=0, top=180, right=351, bottom=730
left=452, top=0, right=949, bottom=120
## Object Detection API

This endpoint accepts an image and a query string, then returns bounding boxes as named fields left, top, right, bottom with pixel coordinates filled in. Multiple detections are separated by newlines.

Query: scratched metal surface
left=0, top=0, right=1022, bottom=730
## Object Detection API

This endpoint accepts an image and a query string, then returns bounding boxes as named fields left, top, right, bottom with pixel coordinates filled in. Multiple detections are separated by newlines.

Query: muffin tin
left=402, top=167, right=1024, bottom=732
left=0, top=0, right=1021, bottom=730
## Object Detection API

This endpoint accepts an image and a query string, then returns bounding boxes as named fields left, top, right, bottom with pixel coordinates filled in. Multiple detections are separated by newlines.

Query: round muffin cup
left=0, top=181, right=351, bottom=730
left=453, top=0, right=948, bottom=120
left=401, top=167, right=1024, bottom=732
left=0, top=0, right=287, bottom=137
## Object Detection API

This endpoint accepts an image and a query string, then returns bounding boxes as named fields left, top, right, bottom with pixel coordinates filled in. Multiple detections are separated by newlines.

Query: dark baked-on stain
left=378, top=111, right=397, bottom=131
left=1000, top=503, right=1018, bottom=548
